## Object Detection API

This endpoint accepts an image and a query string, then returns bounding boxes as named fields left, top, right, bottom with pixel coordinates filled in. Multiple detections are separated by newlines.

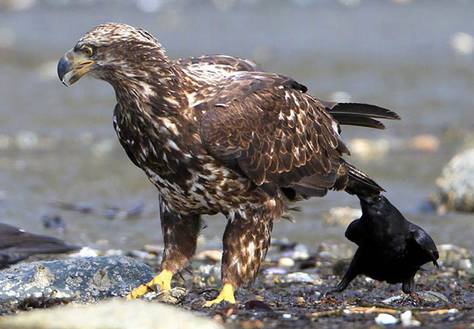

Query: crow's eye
left=75, top=44, right=95, bottom=57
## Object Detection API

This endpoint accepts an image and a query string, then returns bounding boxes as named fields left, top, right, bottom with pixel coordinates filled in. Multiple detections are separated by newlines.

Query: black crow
left=331, top=195, right=439, bottom=294
left=0, top=223, right=79, bottom=269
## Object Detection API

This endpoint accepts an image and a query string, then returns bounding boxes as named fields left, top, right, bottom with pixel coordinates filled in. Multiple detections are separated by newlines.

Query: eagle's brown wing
left=200, top=72, right=348, bottom=197
left=175, top=55, right=259, bottom=73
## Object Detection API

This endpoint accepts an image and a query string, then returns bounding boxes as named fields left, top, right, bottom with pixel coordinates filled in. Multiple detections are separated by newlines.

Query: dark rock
left=0, top=256, right=153, bottom=313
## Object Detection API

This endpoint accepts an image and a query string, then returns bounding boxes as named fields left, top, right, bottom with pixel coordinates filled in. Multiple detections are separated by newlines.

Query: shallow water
left=0, top=0, right=473, bottom=252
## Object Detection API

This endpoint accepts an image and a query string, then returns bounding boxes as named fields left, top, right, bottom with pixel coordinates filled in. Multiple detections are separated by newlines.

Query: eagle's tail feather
left=323, top=102, right=400, bottom=130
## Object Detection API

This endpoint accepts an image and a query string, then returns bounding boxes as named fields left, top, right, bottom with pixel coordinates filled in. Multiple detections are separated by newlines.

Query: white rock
left=278, top=257, right=295, bottom=267
left=458, top=258, right=472, bottom=270
left=282, top=272, right=319, bottom=284
left=450, top=32, right=474, bottom=55
left=15, top=131, right=40, bottom=150
left=375, top=313, right=398, bottom=326
left=400, top=310, right=421, bottom=327
left=69, top=247, right=99, bottom=258
left=434, top=148, right=474, bottom=212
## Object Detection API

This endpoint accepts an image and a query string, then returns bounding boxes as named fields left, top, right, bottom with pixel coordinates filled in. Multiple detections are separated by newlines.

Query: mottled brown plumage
left=57, top=23, right=399, bottom=304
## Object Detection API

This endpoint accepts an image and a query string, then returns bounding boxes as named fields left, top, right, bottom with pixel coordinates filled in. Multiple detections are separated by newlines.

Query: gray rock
left=0, top=256, right=153, bottom=313
left=0, top=299, right=223, bottom=329
left=434, top=148, right=474, bottom=212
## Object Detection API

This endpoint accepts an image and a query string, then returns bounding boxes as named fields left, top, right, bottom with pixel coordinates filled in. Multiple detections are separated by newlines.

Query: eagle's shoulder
left=175, top=55, right=259, bottom=73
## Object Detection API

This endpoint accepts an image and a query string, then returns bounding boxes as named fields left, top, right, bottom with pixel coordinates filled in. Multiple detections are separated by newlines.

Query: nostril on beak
left=57, top=56, right=71, bottom=83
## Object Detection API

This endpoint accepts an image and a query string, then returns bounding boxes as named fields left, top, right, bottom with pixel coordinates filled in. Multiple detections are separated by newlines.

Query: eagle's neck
left=103, top=48, right=196, bottom=117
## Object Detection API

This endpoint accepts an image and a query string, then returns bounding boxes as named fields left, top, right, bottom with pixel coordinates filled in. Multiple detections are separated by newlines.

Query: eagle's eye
left=75, top=44, right=95, bottom=57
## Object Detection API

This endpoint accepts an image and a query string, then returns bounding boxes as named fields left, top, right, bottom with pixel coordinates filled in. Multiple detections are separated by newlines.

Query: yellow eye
left=82, top=45, right=94, bottom=57
left=75, top=44, right=95, bottom=57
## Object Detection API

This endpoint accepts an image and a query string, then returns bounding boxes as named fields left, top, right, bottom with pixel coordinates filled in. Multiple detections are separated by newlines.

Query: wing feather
left=200, top=72, right=345, bottom=193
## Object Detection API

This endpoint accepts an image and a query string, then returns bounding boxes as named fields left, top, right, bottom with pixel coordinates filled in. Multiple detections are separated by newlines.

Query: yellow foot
left=203, top=283, right=236, bottom=307
left=127, top=269, right=173, bottom=299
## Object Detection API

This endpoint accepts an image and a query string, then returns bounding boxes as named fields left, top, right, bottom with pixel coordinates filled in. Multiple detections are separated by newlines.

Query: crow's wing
left=409, top=223, right=439, bottom=267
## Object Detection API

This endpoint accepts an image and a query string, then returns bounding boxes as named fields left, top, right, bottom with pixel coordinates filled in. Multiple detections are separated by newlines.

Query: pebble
left=407, top=134, right=440, bottom=152
left=278, top=257, right=295, bottom=267
left=400, top=310, right=421, bottom=327
left=347, top=138, right=391, bottom=160
left=195, top=250, right=222, bottom=263
left=70, top=247, right=100, bottom=258
left=145, top=287, right=187, bottom=304
left=458, top=258, right=472, bottom=270
left=450, top=32, right=474, bottom=55
left=264, top=267, right=288, bottom=275
left=281, top=272, right=320, bottom=284
left=281, top=244, right=310, bottom=260
left=375, top=313, right=398, bottom=326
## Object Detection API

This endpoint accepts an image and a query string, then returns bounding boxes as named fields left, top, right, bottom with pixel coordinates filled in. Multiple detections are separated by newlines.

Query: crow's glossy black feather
left=331, top=195, right=439, bottom=294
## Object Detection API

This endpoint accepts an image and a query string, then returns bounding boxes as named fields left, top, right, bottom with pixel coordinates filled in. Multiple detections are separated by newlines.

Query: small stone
left=281, top=272, right=320, bottom=284
left=146, top=287, right=187, bottom=304
left=15, top=131, right=40, bottom=150
left=417, top=291, right=449, bottom=304
left=450, top=32, right=474, bottom=55
left=70, top=247, right=100, bottom=258
left=400, top=310, right=421, bottom=327
left=264, top=267, right=287, bottom=275
left=195, top=250, right=221, bottom=262
left=458, top=258, right=472, bottom=270
left=347, top=138, right=391, bottom=160
left=281, top=243, right=310, bottom=260
left=407, top=134, right=440, bottom=152
left=282, top=313, right=292, bottom=319
left=278, top=257, right=295, bottom=267
left=295, top=296, right=305, bottom=305
left=375, top=313, right=398, bottom=326
left=382, top=295, right=403, bottom=304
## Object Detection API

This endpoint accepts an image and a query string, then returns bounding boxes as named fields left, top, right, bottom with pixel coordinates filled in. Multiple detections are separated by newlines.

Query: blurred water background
left=0, top=0, right=473, bottom=252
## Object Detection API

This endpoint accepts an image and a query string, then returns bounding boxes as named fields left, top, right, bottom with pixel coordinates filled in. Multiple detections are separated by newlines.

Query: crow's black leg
left=402, top=277, right=415, bottom=294
left=326, top=249, right=362, bottom=295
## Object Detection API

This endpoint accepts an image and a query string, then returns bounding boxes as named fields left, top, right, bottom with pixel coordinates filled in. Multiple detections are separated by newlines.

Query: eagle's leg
left=204, top=201, right=277, bottom=307
left=128, top=208, right=201, bottom=299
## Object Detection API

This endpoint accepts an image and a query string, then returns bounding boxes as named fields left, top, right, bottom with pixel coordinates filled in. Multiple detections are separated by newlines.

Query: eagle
left=57, top=23, right=399, bottom=306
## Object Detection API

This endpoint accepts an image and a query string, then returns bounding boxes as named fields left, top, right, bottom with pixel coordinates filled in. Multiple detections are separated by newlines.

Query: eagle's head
left=58, top=23, right=164, bottom=86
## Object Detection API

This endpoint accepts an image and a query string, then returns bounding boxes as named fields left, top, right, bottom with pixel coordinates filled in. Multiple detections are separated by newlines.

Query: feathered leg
left=204, top=199, right=280, bottom=307
left=128, top=205, right=201, bottom=299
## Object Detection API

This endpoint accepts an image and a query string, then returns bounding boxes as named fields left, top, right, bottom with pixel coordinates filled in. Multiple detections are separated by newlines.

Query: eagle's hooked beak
left=57, top=49, right=95, bottom=86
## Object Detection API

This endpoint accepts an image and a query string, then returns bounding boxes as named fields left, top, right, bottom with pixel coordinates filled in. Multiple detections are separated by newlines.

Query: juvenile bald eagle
left=58, top=23, right=399, bottom=306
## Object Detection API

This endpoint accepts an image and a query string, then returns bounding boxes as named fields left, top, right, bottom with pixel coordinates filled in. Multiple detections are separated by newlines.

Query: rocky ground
left=0, top=239, right=473, bottom=329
